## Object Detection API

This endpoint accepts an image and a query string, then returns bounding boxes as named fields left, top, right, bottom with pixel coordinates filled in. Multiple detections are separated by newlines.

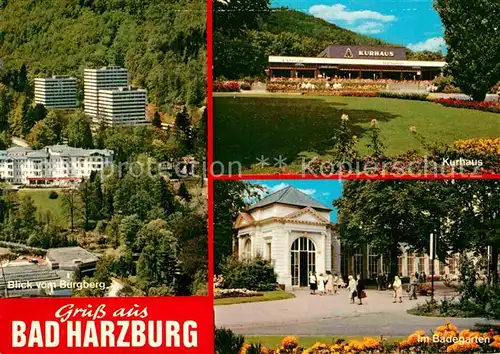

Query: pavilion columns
left=400, top=72, right=403, bottom=80
left=358, top=70, right=362, bottom=79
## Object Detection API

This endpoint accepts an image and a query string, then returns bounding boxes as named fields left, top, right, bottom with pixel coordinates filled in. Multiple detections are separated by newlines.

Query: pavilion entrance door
left=291, top=237, right=316, bottom=287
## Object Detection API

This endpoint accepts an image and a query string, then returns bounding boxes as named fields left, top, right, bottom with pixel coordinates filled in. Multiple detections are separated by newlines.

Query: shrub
left=433, top=75, right=455, bottom=92
left=191, top=269, right=208, bottom=296
left=214, top=81, right=240, bottom=92
left=221, top=256, right=277, bottom=291
left=214, top=288, right=263, bottom=299
left=434, top=98, right=500, bottom=113
left=48, top=190, right=59, bottom=199
left=239, top=83, right=251, bottom=90
left=215, top=328, right=244, bottom=354
left=378, top=91, right=429, bottom=101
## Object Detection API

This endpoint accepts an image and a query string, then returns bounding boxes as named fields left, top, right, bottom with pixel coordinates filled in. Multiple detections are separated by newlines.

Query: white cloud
left=309, top=4, right=396, bottom=24
left=352, top=22, right=385, bottom=34
left=322, top=192, right=331, bottom=197
left=408, top=37, right=446, bottom=52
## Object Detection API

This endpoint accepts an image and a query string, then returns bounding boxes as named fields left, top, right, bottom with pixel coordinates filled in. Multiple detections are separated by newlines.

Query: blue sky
left=271, top=0, right=446, bottom=52
left=248, top=180, right=344, bottom=221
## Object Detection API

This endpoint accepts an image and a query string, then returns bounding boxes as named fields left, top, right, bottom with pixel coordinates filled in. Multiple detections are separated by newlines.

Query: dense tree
left=214, top=181, right=261, bottom=273
left=64, top=110, right=93, bottom=148
left=119, top=214, right=143, bottom=251
left=334, top=181, right=454, bottom=279
left=26, top=120, right=57, bottom=149
left=136, top=220, right=179, bottom=292
left=152, top=112, right=162, bottom=128
left=434, top=0, right=500, bottom=101
left=61, top=188, right=80, bottom=231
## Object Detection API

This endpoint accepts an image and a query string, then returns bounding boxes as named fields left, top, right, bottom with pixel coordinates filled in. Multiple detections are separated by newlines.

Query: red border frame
left=213, top=173, right=500, bottom=180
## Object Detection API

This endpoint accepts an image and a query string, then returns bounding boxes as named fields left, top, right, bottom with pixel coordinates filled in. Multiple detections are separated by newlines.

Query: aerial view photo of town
left=0, top=0, right=207, bottom=298
left=213, top=0, right=500, bottom=175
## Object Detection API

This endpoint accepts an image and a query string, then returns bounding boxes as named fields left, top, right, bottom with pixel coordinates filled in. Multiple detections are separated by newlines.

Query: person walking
left=326, top=271, right=334, bottom=295
left=356, top=274, right=365, bottom=305
left=318, top=273, right=326, bottom=295
left=333, top=273, right=341, bottom=294
left=309, top=272, right=317, bottom=295
left=409, top=273, right=419, bottom=300
left=347, top=275, right=357, bottom=304
left=392, top=275, right=403, bottom=303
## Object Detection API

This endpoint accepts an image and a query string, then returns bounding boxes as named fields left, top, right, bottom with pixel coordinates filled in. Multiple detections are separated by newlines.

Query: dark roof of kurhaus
left=248, top=186, right=332, bottom=212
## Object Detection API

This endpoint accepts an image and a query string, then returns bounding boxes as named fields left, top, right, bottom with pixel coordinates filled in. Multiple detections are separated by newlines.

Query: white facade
left=236, top=190, right=340, bottom=289
left=84, top=67, right=128, bottom=122
left=0, top=145, right=113, bottom=185
left=34, top=76, right=77, bottom=108
left=97, top=87, right=147, bottom=125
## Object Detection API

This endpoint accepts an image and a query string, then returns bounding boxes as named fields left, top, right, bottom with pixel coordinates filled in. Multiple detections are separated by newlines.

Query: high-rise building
left=83, top=66, right=128, bottom=122
left=34, top=76, right=77, bottom=108
left=97, top=86, right=147, bottom=125
left=83, top=66, right=147, bottom=125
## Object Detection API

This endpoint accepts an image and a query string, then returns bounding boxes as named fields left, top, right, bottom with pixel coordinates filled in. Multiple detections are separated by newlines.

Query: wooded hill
left=0, top=0, right=206, bottom=112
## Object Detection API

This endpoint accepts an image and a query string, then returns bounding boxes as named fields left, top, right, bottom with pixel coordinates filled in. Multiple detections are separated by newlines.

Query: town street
left=215, top=288, right=492, bottom=336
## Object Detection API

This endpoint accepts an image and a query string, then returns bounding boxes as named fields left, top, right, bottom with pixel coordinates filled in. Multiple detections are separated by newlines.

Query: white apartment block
left=84, top=66, right=128, bottom=121
left=34, top=76, right=77, bottom=108
left=0, top=145, right=113, bottom=186
left=83, top=66, right=147, bottom=126
left=97, top=86, right=147, bottom=125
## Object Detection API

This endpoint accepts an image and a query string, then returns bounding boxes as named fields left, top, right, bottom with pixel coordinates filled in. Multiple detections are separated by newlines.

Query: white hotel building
left=0, top=145, right=113, bottom=186
left=84, top=67, right=147, bottom=126
left=34, top=76, right=77, bottom=108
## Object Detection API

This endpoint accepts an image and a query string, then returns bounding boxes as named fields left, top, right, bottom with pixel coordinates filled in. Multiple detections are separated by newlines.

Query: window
left=242, top=238, right=252, bottom=259
left=407, top=255, right=415, bottom=276
left=418, top=256, right=426, bottom=274
left=398, top=255, right=404, bottom=276
left=267, top=243, right=272, bottom=261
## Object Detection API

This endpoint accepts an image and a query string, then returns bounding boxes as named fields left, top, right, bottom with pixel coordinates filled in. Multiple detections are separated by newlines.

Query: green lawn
left=18, top=189, right=67, bottom=227
left=214, top=95, right=500, bottom=173
left=214, top=290, right=295, bottom=306
left=245, top=336, right=405, bottom=349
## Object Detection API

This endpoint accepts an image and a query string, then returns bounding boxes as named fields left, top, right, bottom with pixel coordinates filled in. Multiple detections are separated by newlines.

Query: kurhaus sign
left=319, top=45, right=406, bottom=60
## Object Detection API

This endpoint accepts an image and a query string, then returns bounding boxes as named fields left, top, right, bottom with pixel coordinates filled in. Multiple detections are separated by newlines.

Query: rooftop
left=46, top=246, right=98, bottom=268
left=248, top=186, right=332, bottom=212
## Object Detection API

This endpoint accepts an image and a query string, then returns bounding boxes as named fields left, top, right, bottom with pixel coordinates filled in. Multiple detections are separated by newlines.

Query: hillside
left=261, top=8, right=393, bottom=49
left=0, top=0, right=206, bottom=112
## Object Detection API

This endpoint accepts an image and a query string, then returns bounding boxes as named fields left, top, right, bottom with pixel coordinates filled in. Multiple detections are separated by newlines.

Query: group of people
left=308, top=271, right=345, bottom=296
left=309, top=272, right=423, bottom=305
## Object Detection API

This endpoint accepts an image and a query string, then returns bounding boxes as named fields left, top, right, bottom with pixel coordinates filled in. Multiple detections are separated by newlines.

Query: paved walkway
left=215, top=289, right=492, bottom=336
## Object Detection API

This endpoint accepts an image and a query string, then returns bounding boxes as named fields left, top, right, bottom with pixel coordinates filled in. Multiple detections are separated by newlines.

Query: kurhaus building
left=268, top=45, right=446, bottom=81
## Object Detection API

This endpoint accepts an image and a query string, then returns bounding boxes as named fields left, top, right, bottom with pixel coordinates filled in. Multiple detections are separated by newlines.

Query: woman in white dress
left=347, top=275, right=357, bottom=303
left=392, top=275, right=403, bottom=303
left=317, top=273, right=326, bottom=295
left=326, top=271, right=334, bottom=295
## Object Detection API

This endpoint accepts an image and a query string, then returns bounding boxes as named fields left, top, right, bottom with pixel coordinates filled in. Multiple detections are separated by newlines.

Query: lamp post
left=430, top=232, right=436, bottom=302
left=422, top=210, right=436, bottom=302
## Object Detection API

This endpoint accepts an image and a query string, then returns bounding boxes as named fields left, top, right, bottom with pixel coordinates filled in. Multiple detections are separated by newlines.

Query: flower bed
left=214, top=81, right=240, bottom=92
left=434, top=98, right=500, bottom=113
left=214, top=288, right=263, bottom=299
left=266, top=80, right=387, bottom=93
left=236, top=323, right=500, bottom=354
